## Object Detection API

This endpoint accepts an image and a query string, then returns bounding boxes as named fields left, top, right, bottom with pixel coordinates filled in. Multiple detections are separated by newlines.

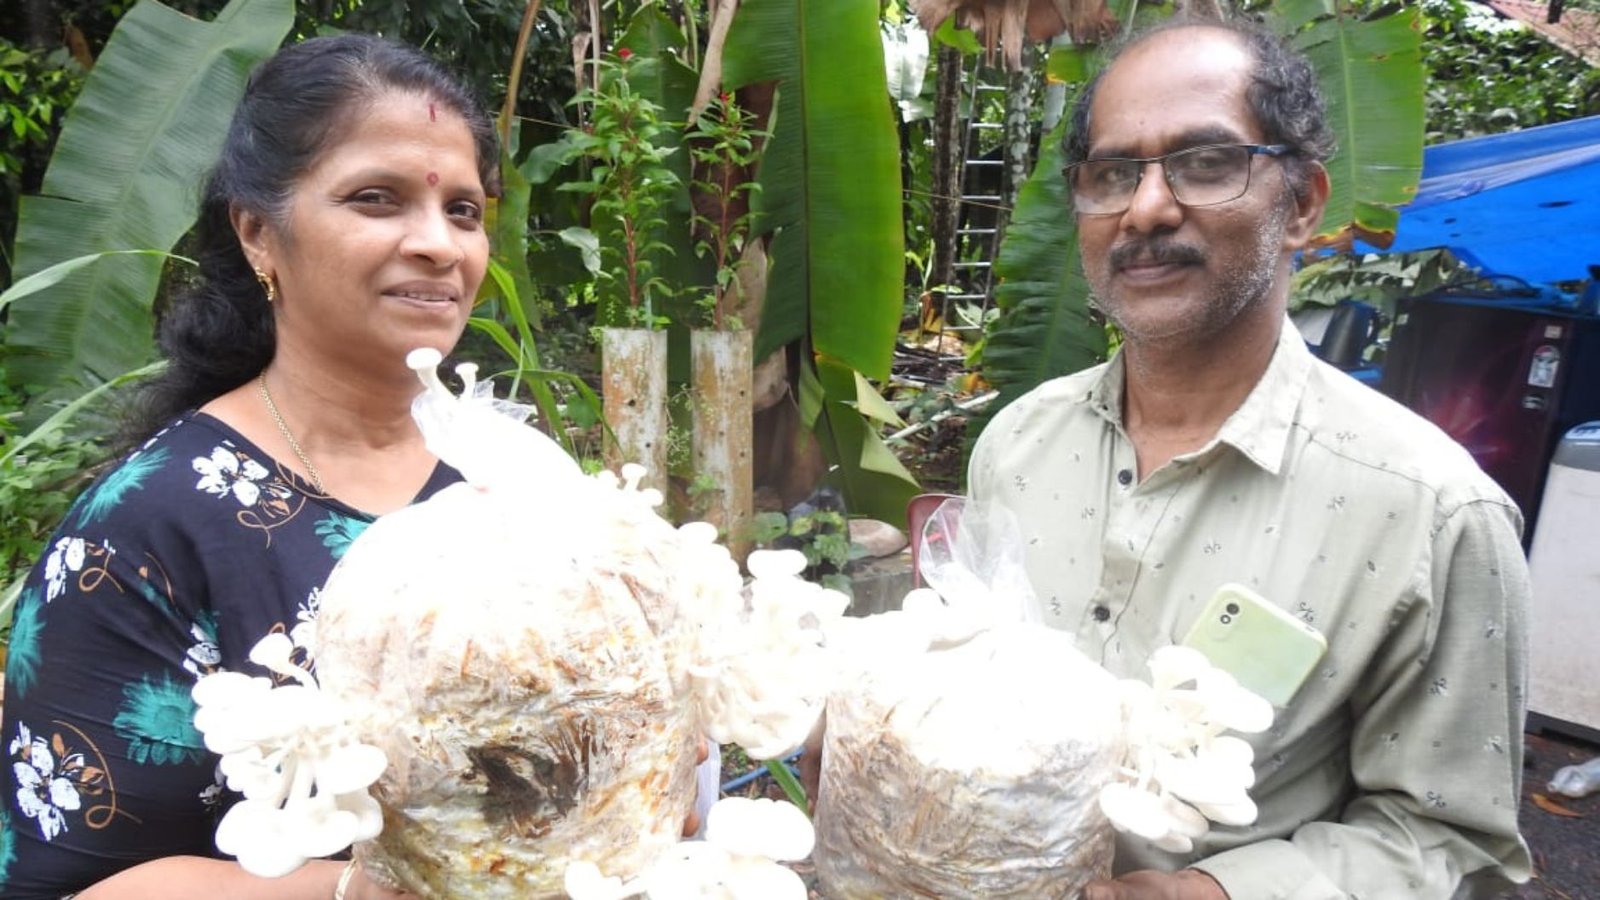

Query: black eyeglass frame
left=1062, top=143, right=1292, bottom=216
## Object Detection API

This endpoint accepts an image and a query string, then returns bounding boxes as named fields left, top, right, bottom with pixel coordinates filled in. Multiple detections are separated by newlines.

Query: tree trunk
left=999, top=42, right=1039, bottom=246
left=930, top=43, right=965, bottom=292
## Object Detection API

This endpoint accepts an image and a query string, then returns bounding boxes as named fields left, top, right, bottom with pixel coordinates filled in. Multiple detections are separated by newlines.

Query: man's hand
left=1082, top=869, right=1229, bottom=900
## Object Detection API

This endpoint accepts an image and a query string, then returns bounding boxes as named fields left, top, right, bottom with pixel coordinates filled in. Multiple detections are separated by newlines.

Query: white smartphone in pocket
left=1180, top=583, right=1328, bottom=707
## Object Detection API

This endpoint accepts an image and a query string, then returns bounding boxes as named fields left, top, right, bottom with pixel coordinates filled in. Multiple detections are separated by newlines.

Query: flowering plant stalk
left=562, top=50, right=680, bottom=329
left=686, top=92, right=765, bottom=331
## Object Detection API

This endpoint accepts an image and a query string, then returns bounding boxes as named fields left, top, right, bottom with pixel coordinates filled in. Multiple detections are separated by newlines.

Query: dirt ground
left=1507, top=728, right=1600, bottom=900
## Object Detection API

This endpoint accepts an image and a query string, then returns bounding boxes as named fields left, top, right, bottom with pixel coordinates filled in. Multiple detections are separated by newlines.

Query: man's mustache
left=1108, top=239, right=1205, bottom=271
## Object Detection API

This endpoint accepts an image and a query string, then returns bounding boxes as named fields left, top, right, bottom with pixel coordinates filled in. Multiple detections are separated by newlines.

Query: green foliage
left=469, top=259, right=609, bottom=464
left=560, top=53, right=682, bottom=327
left=1272, top=0, right=1425, bottom=246
left=1421, top=0, right=1600, bottom=141
left=298, top=0, right=578, bottom=140
left=3, top=0, right=293, bottom=421
left=686, top=93, right=766, bottom=329
left=0, top=432, right=103, bottom=616
left=722, top=0, right=919, bottom=525
left=0, top=358, right=125, bottom=624
left=0, top=40, right=86, bottom=284
left=1291, top=248, right=1472, bottom=316
left=749, top=508, right=857, bottom=594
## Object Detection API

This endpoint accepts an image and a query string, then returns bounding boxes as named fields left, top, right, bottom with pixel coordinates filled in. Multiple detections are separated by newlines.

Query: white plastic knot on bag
left=191, top=633, right=386, bottom=877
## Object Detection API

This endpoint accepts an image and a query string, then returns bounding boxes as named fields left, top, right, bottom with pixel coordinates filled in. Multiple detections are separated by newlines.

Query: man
left=966, top=17, right=1532, bottom=899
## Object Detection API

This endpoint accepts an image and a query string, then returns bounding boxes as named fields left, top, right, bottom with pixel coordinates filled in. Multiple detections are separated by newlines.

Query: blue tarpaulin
left=1363, top=114, right=1600, bottom=285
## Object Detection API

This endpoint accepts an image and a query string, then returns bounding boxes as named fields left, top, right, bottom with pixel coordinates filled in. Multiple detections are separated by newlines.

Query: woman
left=0, top=33, right=496, bottom=899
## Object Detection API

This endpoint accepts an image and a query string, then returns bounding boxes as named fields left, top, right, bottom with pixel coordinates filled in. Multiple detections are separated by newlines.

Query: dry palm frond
left=914, top=0, right=1119, bottom=70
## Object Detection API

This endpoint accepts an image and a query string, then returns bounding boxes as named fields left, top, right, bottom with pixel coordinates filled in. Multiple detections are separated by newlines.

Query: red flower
left=618, top=47, right=634, bottom=61
left=720, top=91, right=731, bottom=103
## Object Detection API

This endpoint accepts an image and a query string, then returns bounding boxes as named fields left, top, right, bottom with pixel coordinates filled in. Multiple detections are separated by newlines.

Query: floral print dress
left=0, top=413, right=460, bottom=897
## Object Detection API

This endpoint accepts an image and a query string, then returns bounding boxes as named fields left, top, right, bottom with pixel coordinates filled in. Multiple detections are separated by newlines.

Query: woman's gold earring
left=253, top=267, right=278, bottom=303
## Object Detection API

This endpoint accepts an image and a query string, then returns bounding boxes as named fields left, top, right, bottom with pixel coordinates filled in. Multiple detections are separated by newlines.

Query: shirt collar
left=1215, top=320, right=1312, bottom=475
left=1084, top=319, right=1312, bottom=475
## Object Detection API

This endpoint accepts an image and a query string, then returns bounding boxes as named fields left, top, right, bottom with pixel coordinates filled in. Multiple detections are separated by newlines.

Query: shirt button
left=1117, top=469, right=1133, bottom=486
left=1092, top=604, right=1111, bottom=622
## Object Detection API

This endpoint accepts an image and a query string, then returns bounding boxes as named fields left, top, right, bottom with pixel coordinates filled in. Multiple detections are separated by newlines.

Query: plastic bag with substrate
left=313, top=355, right=709, bottom=898
left=814, top=497, right=1126, bottom=898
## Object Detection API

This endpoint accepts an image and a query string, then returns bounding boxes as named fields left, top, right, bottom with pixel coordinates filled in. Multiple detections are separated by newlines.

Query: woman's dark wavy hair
left=125, top=33, right=499, bottom=443
left=1063, top=16, right=1337, bottom=204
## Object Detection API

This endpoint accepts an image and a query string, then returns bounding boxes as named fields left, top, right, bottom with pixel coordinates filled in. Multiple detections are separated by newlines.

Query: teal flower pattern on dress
left=74, top=448, right=170, bottom=527
left=4, top=589, right=44, bottom=698
left=315, top=513, right=369, bottom=559
left=111, top=674, right=204, bottom=766
left=0, top=807, right=16, bottom=888
left=134, top=577, right=175, bottom=615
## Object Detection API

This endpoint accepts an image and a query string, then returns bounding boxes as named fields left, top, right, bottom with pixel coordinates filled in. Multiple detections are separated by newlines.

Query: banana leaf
left=488, top=124, right=543, bottom=332
left=721, top=0, right=904, bottom=379
left=3, top=0, right=292, bottom=415
left=1271, top=0, right=1424, bottom=248
left=721, top=0, right=916, bottom=523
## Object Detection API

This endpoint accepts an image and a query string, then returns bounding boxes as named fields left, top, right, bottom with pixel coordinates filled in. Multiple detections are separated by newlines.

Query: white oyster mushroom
left=1098, top=645, right=1275, bottom=852
left=564, top=860, right=639, bottom=900
left=1098, top=782, right=1175, bottom=842
left=564, top=798, right=813, bottom=900
left=1194, top=668, right=1274, bottom=734
left=191, top=633, right=389, bottom=878
left=687, top=548, right=845, bottom=759
left=1193, top=795, right=1260, bottom=828
left=1148, top=645, right=1212, bottom=690
left=703, top=797, right=815, bottom=861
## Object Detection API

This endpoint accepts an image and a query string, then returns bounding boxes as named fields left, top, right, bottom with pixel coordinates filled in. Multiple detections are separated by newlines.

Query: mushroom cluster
left=811, top=497, right=1274, bottom=897
left=193, top=350, right=830, bottom=896
left=1099, top=645, right=1272, bottom=853
left=564, top=797, right=814, bottom=900
left=192, top=633, right=386, bottom=878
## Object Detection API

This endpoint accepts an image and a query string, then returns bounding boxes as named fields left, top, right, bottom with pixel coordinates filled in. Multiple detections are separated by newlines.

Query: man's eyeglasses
left=1063, top=143, right=1290, bottom=216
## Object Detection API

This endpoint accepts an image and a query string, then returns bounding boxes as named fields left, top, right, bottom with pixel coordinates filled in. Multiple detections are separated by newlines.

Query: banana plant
left=2, top=0, right=292, bottom=423
left=976, top=0, right=1425, bottom=433
left=721, top=0, right=921, bottom=524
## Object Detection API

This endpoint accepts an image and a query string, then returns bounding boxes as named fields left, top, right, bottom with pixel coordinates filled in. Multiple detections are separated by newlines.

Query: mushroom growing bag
left=814, top=498, right=1127, bottom=898
left=309, top=351, right=765, bottom=898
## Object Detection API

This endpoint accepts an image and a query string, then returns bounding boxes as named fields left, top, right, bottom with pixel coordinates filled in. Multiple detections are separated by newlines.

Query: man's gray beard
left=1087, top=199, right=1292, bottom=347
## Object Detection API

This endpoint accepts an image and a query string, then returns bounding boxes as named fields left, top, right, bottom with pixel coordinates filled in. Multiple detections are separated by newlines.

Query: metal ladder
left=939, top=68, right=1009, bottom=352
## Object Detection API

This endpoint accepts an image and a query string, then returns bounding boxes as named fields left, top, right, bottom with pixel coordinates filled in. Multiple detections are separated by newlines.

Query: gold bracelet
left=333, top=860, right=358, bottom=900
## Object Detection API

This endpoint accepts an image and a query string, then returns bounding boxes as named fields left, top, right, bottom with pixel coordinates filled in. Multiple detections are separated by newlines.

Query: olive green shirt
left=968, top=323, right=1531, bottom=899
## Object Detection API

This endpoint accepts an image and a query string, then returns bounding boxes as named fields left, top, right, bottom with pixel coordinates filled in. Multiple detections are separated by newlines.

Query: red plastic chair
left=906, top=492, right=962, bottom=588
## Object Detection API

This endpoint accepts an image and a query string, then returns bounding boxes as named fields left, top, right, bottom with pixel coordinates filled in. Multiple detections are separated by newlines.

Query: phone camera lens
left=1220, top=614, right=1232, bottom=624
left=1225, top=603, right=1240, bottom=615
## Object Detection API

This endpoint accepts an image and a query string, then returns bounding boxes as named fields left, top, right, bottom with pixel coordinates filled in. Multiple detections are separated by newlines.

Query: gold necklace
left=257, top=372, right=327, bottom=495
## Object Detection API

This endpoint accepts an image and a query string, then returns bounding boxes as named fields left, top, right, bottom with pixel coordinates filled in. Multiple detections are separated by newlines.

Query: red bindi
left=428, top=102, right=437, bottom=122
left=426, top=171, right=439, bottom=186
